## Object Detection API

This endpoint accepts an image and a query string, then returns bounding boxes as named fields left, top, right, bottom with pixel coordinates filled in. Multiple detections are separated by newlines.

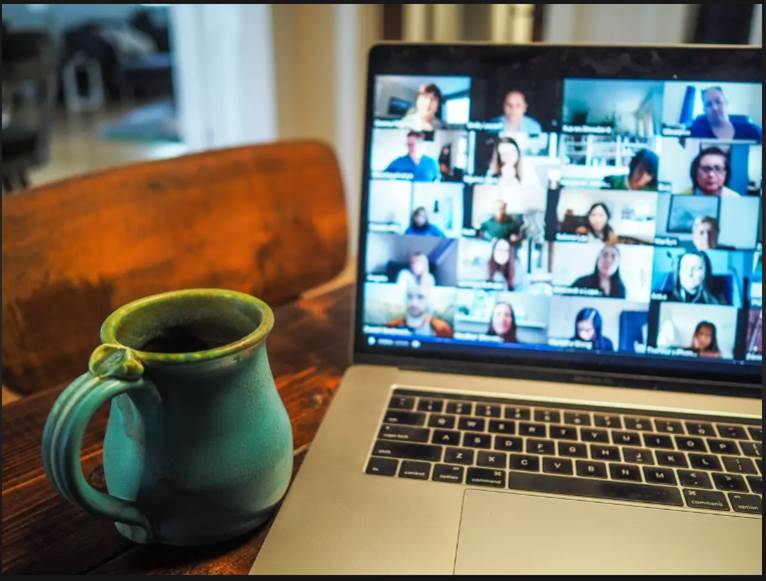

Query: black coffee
left=139, top=324, right=244, bottom=354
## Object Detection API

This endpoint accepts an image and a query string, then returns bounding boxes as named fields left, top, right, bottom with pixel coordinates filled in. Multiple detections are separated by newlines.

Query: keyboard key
left=458, top=417, right=486, bottom=431
left=612, top=431, right=641, bottom=446
left=683, top=489, right=729, bottom=511
left=446, top=401, right=473, bottom=415
left=677, top=470, right=713, bottom=489
left=643, top=466, right=677, bottom=486
left=642, top=434, right=674, bottom=449
left=746, top=475, right=762, bottom=494
left=558, top=442, right=588, bottom=458
left=542, top=457, right=574, bottom=475
left=432, top=463, right=464, bottom=483
left=576, top=460, right=608, bottom=479
left=622, top=448, right=654, bottom=465
left=549, top=425, right=579, bottom=440
left=388, top=395, right=415, bottom=410
left=526, top=439, right=556, bottom=455
left=716, top=425, right=748, bottom=440
left=721, top=456, right=758, bottom=475
left=624, top=417, right=653, bottom=431
left=509, top=472, right=682, bottom=507
left=467, top=467, right=506, bottom=488
left=594, top=414, right=622, bottom=429
left=728, top=493, right=762, bottom=515
left=688, top=453, right=722, bottom=472
left=712, top=472, right=748, bottom=492
left=494, top=436, right=523, bottom=452
left=463, top=432, right=492, bottom=449
left=444, top=447, right=474, bottom=465
left=383, top=410, right=426, bottom=426
left=675, top=436, right=707, bottom=452
left=654, top=420, right=684, bottom=434
left=505, top=406, right=531, bottom=420
left=372, top=440, right=442, bottom=462
left=379, top=424, right=430, bottom=443
left=488, top=420, right=516, bottom=435
left=609, top=463, right=643, bottom=482
left=581, top=428, right=609, bottom=443
left=399, top=461, right=431, bottom=480
left=432, top=429, right=460, bottom=446
left=475, top=404, right=501, bottom=418
left=519, top=422, right=547, bottom=437
left=510, top=454, right=540, bottom=472
left=590, top=445, right=621, bottom=462
left=477, top=451, right=508, bottom=469
left=739, top=442, right=762, bottom=458
left=417, top=399, right=444, bottom=413
left=684, top=422, right=714, bottom=437
left=534, top=409, right=561, bottom=423
left=656, top=451, right=689, bottom=468
left=428, top=414, right=455, bottom=429
left=747, top=427, right=762, bottom=441
left=563, top=411, right=591, bottom=426
left=707, top=439, right=739, bottom=455
left=366, top=457, right=397, bottom=476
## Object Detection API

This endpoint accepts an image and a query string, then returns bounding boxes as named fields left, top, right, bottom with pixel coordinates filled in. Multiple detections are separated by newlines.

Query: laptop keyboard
left=365, top=389, right=762, bottom=515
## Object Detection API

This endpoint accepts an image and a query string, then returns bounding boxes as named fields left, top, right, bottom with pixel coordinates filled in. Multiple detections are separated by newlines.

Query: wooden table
left=2, top=284, right=353, bottom=575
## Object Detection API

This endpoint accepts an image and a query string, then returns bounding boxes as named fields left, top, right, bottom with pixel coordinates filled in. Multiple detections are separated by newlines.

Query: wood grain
left=1, top=283, right=353, bottom=575
left=2, top=141, right=347, bottom=395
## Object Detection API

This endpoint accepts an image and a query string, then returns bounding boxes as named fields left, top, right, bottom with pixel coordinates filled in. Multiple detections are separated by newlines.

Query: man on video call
left=384, top=131, right=440, bottom=182
left=491, top=90, right=543, bottom=135
left=479, top=200, right=523, bottom=242
left=386, top=284, right=453, bottom=338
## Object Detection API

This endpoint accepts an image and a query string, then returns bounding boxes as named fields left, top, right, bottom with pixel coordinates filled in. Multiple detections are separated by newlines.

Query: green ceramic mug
left=42, top=288, right=293, bottom=546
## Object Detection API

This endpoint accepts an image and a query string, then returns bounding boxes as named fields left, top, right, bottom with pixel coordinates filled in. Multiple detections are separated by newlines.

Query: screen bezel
left=353, top=42, right=762, bottom=398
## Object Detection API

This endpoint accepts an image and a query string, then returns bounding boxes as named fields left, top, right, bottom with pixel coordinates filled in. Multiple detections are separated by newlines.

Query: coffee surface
left=139, top=324, right=244, bottom=353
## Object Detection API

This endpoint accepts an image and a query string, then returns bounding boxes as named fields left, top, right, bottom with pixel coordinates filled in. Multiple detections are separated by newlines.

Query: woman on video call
left=685, top=147, right=740, bottom=197
left=571, top=308, right=614, bottom=352
left=687, top=320, right=722, bottom=358
left=571, top=244, right=627, bottom=299
left=575, top=202, right=619, bottom=244
left=486, top=136, right=543, bottom=206
left=401, top=83, right=445, bottom=132
left=488, top=237, right=515, bottom=290
left=603, top=149, right=659, bottom=191
left=487, top=302, right=518, bottom=343
left=666, top=250, right=727, bottom=305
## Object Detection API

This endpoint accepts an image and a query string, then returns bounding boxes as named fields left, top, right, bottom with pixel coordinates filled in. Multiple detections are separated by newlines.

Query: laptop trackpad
left=454, top=489, right=761, bottom=574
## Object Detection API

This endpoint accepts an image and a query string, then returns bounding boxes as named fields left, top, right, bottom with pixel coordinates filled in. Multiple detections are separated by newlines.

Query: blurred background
left=2, top=3, right=762, bottom=249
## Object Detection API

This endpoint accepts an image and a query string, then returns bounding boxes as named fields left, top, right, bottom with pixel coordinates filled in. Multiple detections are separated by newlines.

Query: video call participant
left=396, top=252, right=436, bottom=289
left=486, top=302, right=518, bottom=343
left=490, top=90, right=542, bottom=135
left=666, top=250, right=727, bottom=305
left=684, top=147, right=739, bottom=196
left=401, top=83, right=445, bottom=132
left=575, top=202, right=618, bottom=244
left=570, top=244, right=627, bottom=298
left=404, top=206, right=445, bottom=237
left=479, top=200, right=523, bottom=242
left=603, top=149, right=659, bottom=191
left=488, top=237, right=515, bottom=290
left=571, top=308, right=614, bottom=352
left=384, top=131, right=440, bottom=182
left=691, top=215, right=733, bottom=251
left=386, top=283, right=453, bottom=338
left=687, top=320, right=721, bottom=358
left=690, top=86, right=762, bottom=142
left=486, top=137, right=542, bottom=195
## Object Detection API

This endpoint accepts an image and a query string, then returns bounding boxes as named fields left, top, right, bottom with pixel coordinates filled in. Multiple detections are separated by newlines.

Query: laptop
left=251, top=43, right=762, bottom=574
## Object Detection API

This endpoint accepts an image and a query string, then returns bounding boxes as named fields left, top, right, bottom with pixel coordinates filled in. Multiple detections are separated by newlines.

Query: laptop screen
left=355, top=45, right=762, bottom=390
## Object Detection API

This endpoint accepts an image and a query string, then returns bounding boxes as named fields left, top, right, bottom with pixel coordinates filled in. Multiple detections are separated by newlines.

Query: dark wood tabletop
left=2, top=283, right=353, bottom=575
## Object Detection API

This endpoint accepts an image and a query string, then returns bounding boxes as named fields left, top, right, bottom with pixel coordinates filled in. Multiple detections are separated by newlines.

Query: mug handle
left=42, top=344, right=154, bottom=533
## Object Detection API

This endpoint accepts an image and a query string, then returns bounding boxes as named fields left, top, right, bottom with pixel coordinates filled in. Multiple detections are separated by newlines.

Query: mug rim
left=100, top=288, right=274, bottom=365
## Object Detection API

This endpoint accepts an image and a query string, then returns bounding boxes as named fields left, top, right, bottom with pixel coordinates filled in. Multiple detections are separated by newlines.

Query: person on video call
left=479, top=199, right=523, bottom=242
left=689, top=86, right=762, bottom=143
left=401, top=83, right=445, bottom=132
left=687, top=320, right=722, bottom=358
left=571, top=308, right=614, bottom=352
left=404, top=206, right=445, bottom=237
left=666, top=249, right=727, bottom=305
left=486, top=302, right=518, bottom=343
left=571, top=244, right=627, bottom=298
left=575, top=202, right=619, bottom=244
left=488, top=237, right=516, bottom=290
left=396, top=251, right=436, bottom=290
left=491, top=90, right=543, bottom=135
left=691, top=215, right=733, bottom=251
left=603, top=149, right=659, bottom=191
left=384, top=131, right=440, bottom=182
left=486, top=137, right=543, bottom=198
left=386, top=283, right=453, bottom=338
left=684, top=147, right=740, bottom=196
